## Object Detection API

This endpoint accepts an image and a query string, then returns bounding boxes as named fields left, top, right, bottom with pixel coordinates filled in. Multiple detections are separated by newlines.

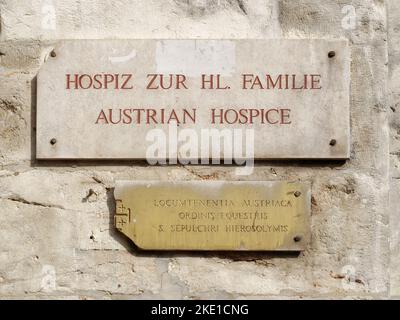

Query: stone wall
left=0, top=0, right=397, bottom=299
left=388, top=0, right=400, bottom=298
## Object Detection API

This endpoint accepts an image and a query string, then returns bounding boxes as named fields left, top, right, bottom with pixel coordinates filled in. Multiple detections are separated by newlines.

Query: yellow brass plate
left=114, top=181, right=310, bottom=251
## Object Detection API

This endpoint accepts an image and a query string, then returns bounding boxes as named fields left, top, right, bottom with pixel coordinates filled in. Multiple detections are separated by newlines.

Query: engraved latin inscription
left=114, top=181, right=311, bottom=251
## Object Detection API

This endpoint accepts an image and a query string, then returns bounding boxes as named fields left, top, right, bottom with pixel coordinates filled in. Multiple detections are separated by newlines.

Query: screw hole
left=50, top=138, right=57, bottom=145
left=329, top=139, right=337, bottom=146
left=50, top=50, right=56, bottom=58
left=294, top=191, right=301, bottom=197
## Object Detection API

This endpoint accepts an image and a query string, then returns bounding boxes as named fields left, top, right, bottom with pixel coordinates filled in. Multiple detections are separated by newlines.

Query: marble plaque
left=114, top=181, right=310, bottom=251
left=37, top=39, right=350, bottom=160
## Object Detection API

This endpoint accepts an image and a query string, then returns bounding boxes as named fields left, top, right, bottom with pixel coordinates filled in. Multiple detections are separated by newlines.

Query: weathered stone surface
left=279, top=0, right=387, bottom=46
left=36, top=39, right=350, bottom=160
left=0, top=0, right=281, bottom=41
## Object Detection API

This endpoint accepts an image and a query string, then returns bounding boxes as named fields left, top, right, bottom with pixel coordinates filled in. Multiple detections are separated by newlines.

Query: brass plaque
left=114, top=181, right=310, bottom=251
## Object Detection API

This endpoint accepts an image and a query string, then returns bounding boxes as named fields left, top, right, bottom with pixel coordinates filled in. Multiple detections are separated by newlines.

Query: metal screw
left=50, top=50, right=56, bottom=58
left=328, top=51, right=336, bottom=58
left=294, top=236, right=302, bottom=242
left=294, top=191, right=301, bottom=198
left=329, top=139, right=337, bottom=146
left=50, top=138, right=57, bottom=145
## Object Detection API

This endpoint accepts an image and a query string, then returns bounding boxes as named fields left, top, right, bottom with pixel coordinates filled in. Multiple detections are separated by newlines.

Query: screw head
left=50, top=50, right=56, bottom=58
left=50, top=138, right=57, bottom=145
left=329, top=139, right=337, bottom=146
left=294, top=191, right=301, bottom=198
left=294, top=235, right=302, bottom=242
left=328, top=51, right=336, bottom=58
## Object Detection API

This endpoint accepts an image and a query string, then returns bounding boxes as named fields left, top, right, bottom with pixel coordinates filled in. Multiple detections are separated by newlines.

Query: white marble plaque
left=37, top=39, right=350, bottom=160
